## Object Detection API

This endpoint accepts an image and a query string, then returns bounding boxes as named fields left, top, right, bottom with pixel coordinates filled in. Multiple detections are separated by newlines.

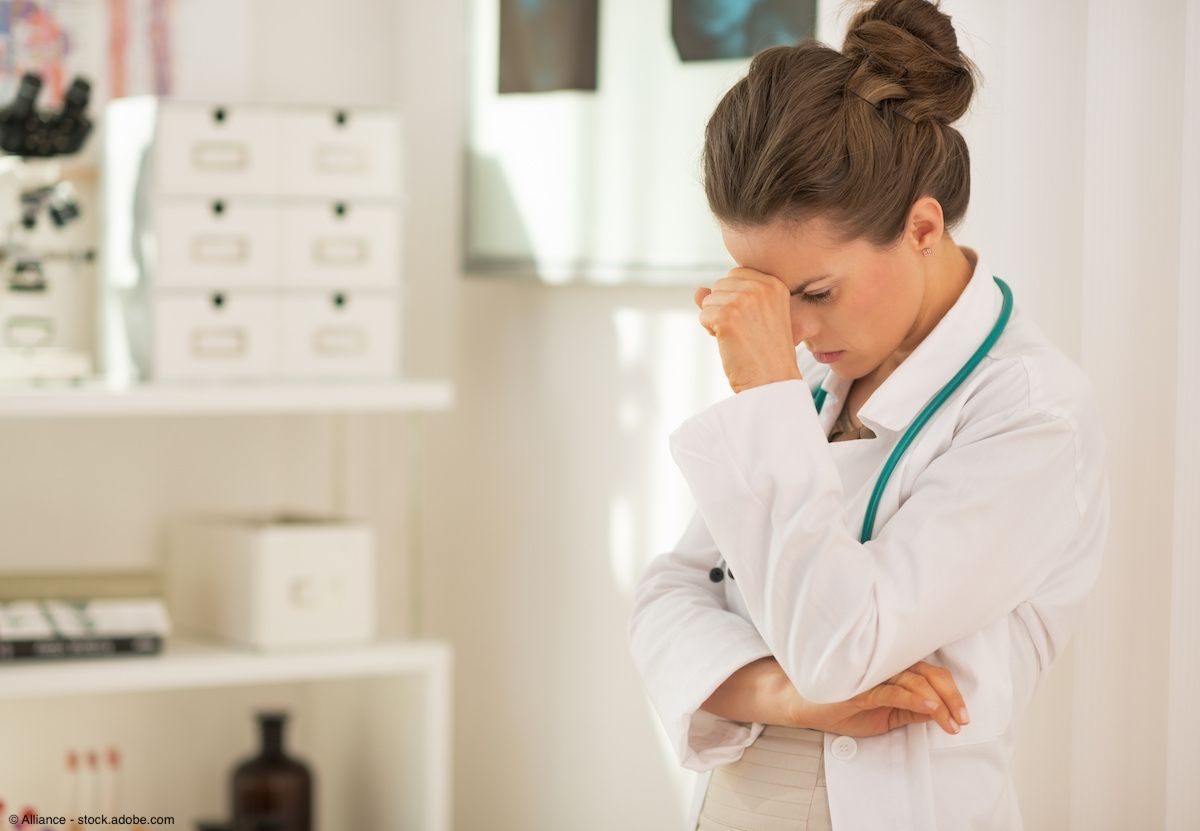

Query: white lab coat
left=627, top=248, right=1111, bottom=831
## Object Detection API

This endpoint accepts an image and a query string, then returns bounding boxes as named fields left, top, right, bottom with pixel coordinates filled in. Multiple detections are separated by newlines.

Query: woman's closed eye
left=800, top=289, right=834, bottom=304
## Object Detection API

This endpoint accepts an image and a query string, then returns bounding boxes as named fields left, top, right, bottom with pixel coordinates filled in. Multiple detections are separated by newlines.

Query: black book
left=0, top=634, right=163, bottom=661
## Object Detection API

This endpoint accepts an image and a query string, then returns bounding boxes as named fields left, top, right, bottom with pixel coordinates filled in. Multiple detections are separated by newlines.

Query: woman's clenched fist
left=694, top=267, right=803, bottom=393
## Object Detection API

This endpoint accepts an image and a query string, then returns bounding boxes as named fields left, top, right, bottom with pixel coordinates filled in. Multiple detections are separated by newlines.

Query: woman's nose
left=792, top=317, right=817, bottom=348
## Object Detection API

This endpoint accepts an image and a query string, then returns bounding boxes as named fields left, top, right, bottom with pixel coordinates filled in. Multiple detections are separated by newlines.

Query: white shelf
left=0, top=636, right=451, bottom=699
left=0, top=379, right=455, bottom=419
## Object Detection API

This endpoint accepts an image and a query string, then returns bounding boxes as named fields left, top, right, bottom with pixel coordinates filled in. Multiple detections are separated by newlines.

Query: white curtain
left=1074, top=0, right=1196, bottom=829
left=1167, top=3, right=1200, bottom=827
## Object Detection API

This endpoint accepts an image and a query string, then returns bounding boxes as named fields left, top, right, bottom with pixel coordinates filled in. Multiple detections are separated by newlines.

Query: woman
left=626, top=1, right=1111, bottom=829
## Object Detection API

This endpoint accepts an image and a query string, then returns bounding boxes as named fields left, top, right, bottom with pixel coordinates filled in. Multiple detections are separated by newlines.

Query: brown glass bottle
left=231, top=712, right=313, bottom=831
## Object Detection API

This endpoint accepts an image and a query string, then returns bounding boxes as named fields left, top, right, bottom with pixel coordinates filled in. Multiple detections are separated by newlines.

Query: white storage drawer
left=166, top=515, right=376, bottom=651
left=155, top=198, right=279, bottom=288
left=153, top=291, right=278, bottom=380
left=279, top=291, right=398, bottom=379
left=281, top=202, right=400, bottom=287
left=102, top=98, right=406, bottom=383
left=279, top=110, right=400, bottom=198
left=154, top=104, right=280, bottom=196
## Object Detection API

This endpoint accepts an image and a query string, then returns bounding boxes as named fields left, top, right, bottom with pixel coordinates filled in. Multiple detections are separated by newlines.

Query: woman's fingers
left=887, top=708, right=934, bottom=731
left=851, top=662, right=970, bottom=737
left=886, top=670, right=962, bottom=735
left=860, top=682, right=940, bottom=719
left=693, top=268, right=785, bottom=319
left=693, top=288, right=717, bottom=336
left=908, top=661, right=970, bottom=726
left=693, top=288, right=715, bottom=335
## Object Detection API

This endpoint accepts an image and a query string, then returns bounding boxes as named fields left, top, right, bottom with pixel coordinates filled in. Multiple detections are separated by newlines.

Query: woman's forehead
left=721, top=218, right=867, bottom=278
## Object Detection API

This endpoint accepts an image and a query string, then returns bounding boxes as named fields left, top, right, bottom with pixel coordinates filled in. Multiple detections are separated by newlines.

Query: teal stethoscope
left=709, top=274, right=1013, bottom=584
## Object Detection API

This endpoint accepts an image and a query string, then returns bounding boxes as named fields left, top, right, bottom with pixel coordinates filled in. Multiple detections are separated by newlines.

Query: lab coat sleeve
left=668, top=377, right=1097, bottom=704
left=627, top=508, right=776, bottom=771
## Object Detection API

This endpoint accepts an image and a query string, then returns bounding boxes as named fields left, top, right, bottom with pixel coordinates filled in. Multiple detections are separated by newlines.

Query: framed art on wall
left=464, top=0, right=817, bottom=285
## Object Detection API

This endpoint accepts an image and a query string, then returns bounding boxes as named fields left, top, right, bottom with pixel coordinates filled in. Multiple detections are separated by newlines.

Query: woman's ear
left=907, top=196, right=946, bottom=254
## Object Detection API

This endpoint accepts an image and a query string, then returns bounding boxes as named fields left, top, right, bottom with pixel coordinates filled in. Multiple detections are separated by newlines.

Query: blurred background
left=0, top=0, right=1194, bottom=830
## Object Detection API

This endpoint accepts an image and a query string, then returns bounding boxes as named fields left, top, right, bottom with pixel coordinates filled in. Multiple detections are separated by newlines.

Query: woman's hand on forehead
left=695, top=266, right=804, bottom=393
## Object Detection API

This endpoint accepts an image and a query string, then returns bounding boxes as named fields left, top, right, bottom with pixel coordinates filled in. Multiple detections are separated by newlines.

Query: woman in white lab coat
left=626, top=1, right=1111, bottom=829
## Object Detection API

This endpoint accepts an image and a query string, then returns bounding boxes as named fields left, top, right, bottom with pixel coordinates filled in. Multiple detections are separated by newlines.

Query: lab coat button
left=831, top=735, right=857, bottom=761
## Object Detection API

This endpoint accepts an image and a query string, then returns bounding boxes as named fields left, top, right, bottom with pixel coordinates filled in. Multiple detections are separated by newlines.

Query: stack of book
left=0, top=598, right=170, bottom=661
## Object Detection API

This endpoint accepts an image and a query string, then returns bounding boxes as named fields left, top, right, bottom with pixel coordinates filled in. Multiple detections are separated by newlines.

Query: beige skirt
left=696, top=725, right=832, bottom=831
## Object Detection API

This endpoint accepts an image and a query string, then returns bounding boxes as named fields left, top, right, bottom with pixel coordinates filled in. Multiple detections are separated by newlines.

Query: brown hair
left=701, top=0, right=982, bottom=248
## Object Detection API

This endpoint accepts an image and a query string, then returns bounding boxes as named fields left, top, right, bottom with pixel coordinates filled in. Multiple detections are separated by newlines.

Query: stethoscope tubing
left=710, top=274, right=1014, bottom=583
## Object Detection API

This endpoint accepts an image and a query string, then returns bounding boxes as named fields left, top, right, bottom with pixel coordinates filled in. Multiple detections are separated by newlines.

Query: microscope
left=0, top=72, right=96, bottom=382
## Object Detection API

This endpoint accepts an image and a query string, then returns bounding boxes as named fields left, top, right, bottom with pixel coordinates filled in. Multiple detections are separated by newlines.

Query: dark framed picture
left=671, top=0, right=817, bottom=62
left=499, top=0, right=600, bottom=93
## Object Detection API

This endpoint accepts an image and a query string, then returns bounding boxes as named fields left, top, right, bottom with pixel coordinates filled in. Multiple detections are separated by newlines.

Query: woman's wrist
left=772, top=663, right=810, bottom=728
left=701, top=656, right=805, bottom=728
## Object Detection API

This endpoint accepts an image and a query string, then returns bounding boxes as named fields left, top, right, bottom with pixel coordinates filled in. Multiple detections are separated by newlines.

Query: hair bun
left=841, top=0, right=978, bottom=125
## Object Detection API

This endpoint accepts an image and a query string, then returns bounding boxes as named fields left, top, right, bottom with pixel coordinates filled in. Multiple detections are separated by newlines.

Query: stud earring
left=922, top=247, right=933, bottom=256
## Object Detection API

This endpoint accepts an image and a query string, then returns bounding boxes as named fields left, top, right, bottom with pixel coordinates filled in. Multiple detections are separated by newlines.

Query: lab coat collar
left=812, top=246, right=1004, bottom=435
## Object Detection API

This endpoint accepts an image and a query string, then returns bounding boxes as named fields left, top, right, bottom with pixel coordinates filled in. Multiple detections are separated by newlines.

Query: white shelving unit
left=0, top=55, right=455, bottom=828
left=0, top=374, right=457, bottom=831
left=0, top=637, right=453, bottom=830
left=0, top=636, right=450, bottom=699
left=0, top=370, right=455, bottom=826
left=0, top=379, right=455, bottom=419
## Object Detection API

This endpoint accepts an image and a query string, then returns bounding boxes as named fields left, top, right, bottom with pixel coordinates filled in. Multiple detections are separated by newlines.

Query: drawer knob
left=211, top=292, right=226, bottom=308
left=333, top=202, right=347, bottom=218
left=334, top=109, right=348, bottom=127
left=332, top=292, right=347, bottom=308
left=211, top=199, right=225, bottom=216
left=212, top=106, right=227, bottom=124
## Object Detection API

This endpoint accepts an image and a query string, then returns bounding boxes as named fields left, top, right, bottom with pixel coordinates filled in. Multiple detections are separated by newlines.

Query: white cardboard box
left=101, top=97, right=404, bottom=384
left=166, top=514, right=375, bottom=650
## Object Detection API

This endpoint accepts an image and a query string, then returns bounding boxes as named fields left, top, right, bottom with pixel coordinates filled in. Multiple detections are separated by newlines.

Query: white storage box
left=152, top=291, right=278, bottom=380
left=154, top=198, right=280, bottom=289
left=154, top=103, right=280, bottom=196
left=104, top=98, right=401, bottom=199
left=102, top=97, right=404, bottom=384
left=165, top=514, right=376, bottom=650
left=279, top=109, right=400, bottom=199
left=281, top=201, right=400, bottom=288
left=279, top=290, right=398, bottom=379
